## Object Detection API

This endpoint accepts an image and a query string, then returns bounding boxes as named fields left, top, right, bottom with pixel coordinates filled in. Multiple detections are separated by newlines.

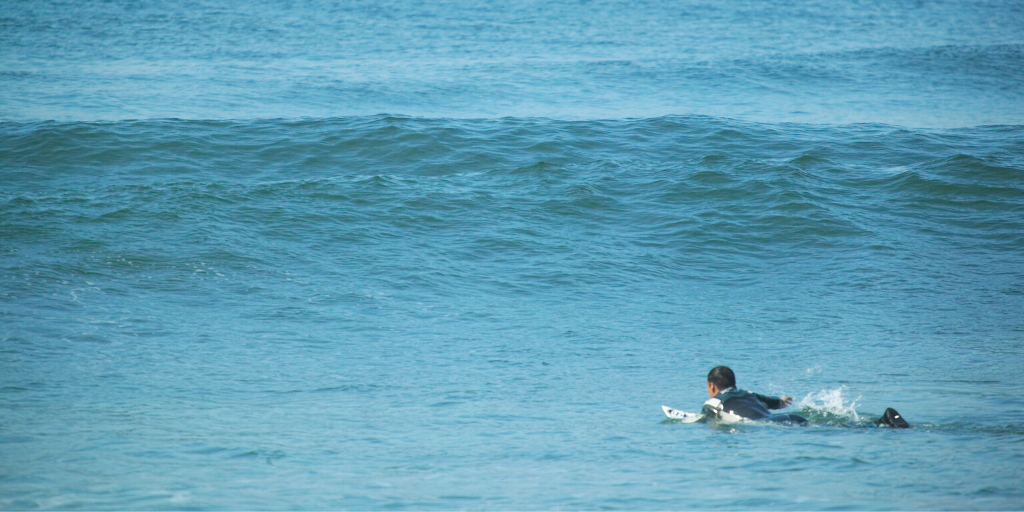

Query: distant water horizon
left=2, top=0, right=1023, bottom=127
left=2, top=1, right=1023, bottom=510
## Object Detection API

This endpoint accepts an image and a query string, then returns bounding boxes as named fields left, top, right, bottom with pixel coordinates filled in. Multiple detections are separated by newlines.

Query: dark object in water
left=766, top=412, right=809, bottom=425
left=876, top=407, right=910, bottom=428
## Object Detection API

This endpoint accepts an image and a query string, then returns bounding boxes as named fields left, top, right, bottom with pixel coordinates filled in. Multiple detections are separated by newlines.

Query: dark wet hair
left=707, top=366, right=736, bottom=389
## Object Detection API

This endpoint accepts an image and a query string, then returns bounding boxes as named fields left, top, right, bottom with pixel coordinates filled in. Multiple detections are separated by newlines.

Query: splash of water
left=797, top=387, right=861, bottom=424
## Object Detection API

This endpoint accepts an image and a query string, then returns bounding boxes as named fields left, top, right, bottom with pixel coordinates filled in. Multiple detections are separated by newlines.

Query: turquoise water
left=2, top=1, right=1024, bottom=510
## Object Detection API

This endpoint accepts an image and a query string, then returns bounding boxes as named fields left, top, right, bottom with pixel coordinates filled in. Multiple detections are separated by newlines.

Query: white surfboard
left=662, top=405, right=704, bottom=423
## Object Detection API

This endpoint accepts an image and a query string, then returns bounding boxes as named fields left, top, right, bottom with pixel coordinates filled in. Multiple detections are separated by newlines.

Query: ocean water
left=2, top=1, right=1024, bottom=511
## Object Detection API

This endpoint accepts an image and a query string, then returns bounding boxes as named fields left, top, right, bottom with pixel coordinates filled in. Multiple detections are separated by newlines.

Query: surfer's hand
left=780, top=396, right=793, bottom=407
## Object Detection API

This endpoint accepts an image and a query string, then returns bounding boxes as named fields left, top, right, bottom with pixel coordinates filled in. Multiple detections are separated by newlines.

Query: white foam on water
left=797, top=386, right=861, bottom=422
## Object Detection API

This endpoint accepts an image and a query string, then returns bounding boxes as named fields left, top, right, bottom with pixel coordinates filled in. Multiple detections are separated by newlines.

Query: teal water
left=2, top=1, right=1024, bottom=510
left=3, top=117, right=1023, bottom=509
left=2, top=0, right=1023, bottom=126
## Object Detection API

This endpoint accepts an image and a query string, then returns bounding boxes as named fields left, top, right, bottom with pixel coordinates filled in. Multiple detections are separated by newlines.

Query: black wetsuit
left=701, top=387, right=808, bottom=424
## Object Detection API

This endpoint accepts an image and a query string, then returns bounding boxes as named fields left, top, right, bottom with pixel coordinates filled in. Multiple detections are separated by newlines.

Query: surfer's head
left=707, top=366, right=736, bottom=398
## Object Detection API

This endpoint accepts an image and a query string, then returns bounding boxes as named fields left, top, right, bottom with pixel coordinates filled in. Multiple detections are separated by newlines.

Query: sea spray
left=797, top=387, right=862, bottom=425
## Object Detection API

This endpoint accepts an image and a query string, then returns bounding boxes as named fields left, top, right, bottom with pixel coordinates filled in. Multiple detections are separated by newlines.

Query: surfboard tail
left=662, top=405, right=705, bottom=423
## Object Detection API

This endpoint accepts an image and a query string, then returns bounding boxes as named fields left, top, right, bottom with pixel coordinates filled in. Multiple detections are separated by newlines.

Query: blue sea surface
left=2, top=1, right=1024, bottom=510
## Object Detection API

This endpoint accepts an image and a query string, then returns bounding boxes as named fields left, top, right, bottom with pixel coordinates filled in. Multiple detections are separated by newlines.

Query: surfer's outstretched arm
left=755, top=393, right=793, bottom=409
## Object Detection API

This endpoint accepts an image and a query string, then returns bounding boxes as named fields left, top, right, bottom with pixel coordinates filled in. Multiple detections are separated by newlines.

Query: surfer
left=699, top=366, right=910, bottom=428
left=662, top=366, right=911, bottom=427
left=703, top=366, right=808, bottom=424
